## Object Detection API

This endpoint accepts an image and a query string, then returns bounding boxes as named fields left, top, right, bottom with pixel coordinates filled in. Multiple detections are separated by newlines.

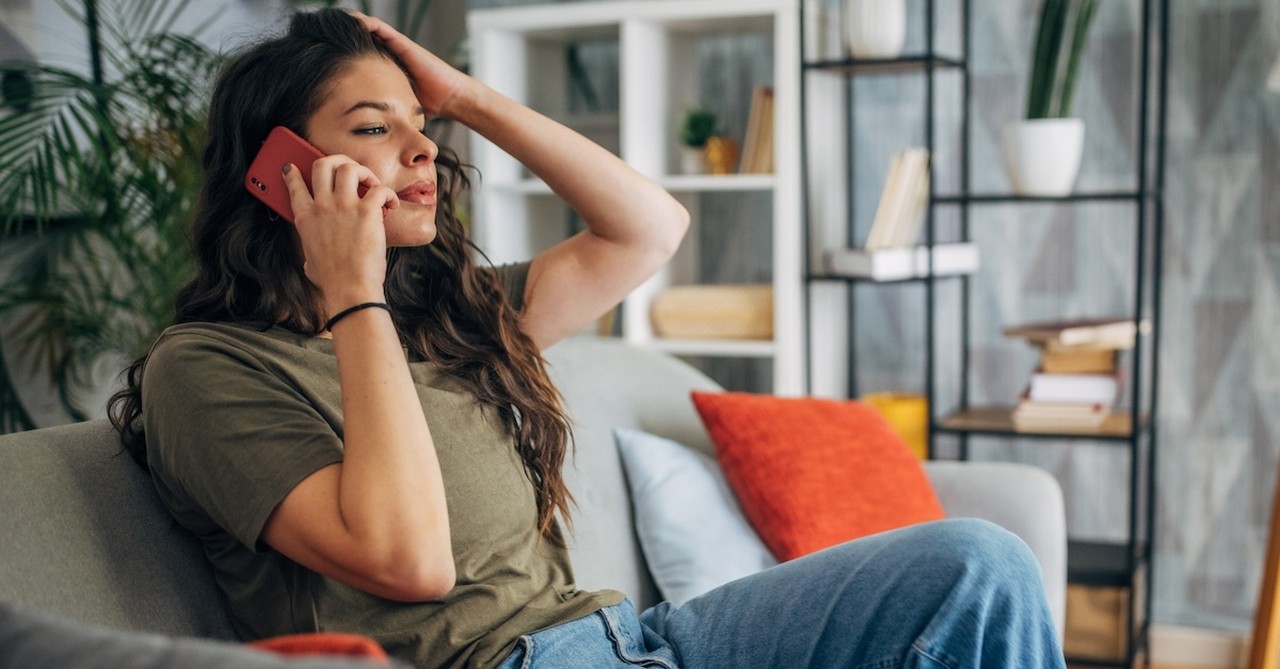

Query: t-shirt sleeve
left=142, top=331, right=344, bottom=551
left=490, top=261, right=531, bottom=312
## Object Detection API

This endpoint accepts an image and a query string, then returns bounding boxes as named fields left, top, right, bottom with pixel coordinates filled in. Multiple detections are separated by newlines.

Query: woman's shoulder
left=148, top=322, right=327, bottom=371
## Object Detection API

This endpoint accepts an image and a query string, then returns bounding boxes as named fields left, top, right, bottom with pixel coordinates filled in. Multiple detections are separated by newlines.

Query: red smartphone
left=245, top=126, right=375, bottom=223
left=245, top=126, right=324, bottom=223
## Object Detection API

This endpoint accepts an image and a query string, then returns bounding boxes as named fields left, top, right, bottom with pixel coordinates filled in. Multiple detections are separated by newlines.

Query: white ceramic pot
left=844, top=0, right=906, bottom=59
left=1001, top=118, right=1085, bottom=197
left=679, top=146, right=707, bottom=175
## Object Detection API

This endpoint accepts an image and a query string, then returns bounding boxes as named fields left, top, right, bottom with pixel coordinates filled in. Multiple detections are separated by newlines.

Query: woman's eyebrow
left=342, top=101, right=426, bottom=116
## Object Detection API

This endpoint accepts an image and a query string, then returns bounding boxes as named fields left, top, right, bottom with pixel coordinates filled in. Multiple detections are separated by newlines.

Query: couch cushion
left=0, top=603, right=395, bottom=668
left=543, top=338, right=722, bottom=611
left=0, top=420, right=235, bottom=639
left=691, top=391, right=946, bottom=561
left=613, top=428, right=775, bottom=606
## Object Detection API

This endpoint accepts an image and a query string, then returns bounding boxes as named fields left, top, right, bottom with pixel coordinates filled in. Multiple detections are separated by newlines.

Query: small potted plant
left=678, top=106, right=717, bottom=174
left=1002, top=0, right=1098, bottom=196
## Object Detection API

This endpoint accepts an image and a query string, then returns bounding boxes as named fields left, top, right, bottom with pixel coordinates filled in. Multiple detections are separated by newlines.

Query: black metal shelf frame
left=797, top=1, right=1168, bottom=666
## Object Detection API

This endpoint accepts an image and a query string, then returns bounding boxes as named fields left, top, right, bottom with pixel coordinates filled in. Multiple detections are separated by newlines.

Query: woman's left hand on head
left=351, top=11, right=472, bottom=120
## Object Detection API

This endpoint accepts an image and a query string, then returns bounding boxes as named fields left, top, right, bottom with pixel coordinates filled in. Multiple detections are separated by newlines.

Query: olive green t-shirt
left=140, top=264, right=623, bottom=669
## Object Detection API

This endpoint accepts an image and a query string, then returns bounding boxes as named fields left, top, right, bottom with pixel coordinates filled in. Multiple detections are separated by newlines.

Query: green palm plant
left=0, top=0, right=222, bottom=430
left=1025, top=0, right=1099, bottom=119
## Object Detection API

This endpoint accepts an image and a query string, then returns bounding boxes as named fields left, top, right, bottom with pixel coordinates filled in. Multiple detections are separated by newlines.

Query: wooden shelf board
left=936, top=407, right=1141, bottom=440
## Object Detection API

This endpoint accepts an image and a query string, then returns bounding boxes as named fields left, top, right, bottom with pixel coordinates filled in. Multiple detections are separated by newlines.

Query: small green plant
left=1025, top=0, right=1098, bottom=119
left=680, top=107, right=717, bottom=147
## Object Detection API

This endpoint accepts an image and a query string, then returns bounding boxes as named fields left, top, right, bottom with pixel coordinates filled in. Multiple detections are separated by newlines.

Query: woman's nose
left=407, top=133, right=439, bottom=165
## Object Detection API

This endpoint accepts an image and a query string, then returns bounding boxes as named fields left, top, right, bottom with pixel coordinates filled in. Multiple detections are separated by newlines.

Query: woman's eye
left=355, top=126, right=387, bottom=135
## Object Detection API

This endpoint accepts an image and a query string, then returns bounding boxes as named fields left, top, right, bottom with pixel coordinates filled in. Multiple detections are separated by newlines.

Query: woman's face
left=303, top=55, right=439, bottom=247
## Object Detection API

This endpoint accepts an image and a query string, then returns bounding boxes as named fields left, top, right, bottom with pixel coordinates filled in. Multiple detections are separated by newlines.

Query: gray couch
left=0, top=336, right=1066, bottom=661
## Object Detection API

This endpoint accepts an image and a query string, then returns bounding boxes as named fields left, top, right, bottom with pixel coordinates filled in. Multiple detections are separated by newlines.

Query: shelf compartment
left=803, top=54, right=964, bottom=74
left=1068, top=540, right=1145, bottom=588
left=1064, top=541, right=1149, bottom=667
left=935, top=407, right=1146, bottom=441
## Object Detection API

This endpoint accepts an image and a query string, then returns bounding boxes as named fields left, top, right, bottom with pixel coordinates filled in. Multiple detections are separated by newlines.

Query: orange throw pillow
left=248, top=633, right=390, bottom=663
left=691, top=391, right=945, bottom=561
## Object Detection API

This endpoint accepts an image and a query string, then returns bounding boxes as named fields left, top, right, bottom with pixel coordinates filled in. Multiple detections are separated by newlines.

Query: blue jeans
left=495, top=519, right=1065, bottom=669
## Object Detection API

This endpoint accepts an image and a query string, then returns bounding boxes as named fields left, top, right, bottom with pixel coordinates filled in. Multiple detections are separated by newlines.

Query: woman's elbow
left=379, top=557, right=456, bottom=602
left=657, top=200, right=691, bottom=259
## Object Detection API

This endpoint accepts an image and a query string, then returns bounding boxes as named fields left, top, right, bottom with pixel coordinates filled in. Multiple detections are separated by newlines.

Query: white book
left=864, top=152, right=906, bottom=250
left=889, top=149, right=931, bottom=247
left=824, top=243, right=980, bottom=281
left=1027, top=372, right=1119, bottom=405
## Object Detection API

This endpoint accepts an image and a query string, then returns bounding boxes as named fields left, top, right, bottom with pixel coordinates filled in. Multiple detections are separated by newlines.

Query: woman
left=110, top=9, right=1065, bottom=669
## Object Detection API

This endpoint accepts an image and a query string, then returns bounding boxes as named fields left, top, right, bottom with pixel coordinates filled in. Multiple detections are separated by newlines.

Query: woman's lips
left=396, top=180, right=436, bottom=206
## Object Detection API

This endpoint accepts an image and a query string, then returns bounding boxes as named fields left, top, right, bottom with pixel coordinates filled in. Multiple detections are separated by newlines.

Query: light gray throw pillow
left=613, top=428, right=776, bottom=606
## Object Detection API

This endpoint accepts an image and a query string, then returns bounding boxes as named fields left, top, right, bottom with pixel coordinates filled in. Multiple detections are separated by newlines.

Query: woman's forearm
left=453, top=84, right=687, bottom=258
left=329, top=306, right=454, bottom=592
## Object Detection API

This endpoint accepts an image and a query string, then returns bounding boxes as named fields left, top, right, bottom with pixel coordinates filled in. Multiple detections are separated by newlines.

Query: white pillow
left=613, top=428, right=777, bottom=606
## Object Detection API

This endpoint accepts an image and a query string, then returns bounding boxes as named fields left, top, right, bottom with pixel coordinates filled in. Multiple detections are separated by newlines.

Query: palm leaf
left=0, top=343, right=37, bottom=432
left=0, top=0, right=221, bottom=429
left=0, top=65, right=114, bottom=231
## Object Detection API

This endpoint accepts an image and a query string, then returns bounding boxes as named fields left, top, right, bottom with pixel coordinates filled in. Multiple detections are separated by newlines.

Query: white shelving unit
left=468, top=0, right=804, bottom=395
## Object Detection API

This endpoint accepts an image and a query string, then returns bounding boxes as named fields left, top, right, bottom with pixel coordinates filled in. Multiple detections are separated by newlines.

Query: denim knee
left=923, top=518, right=1043, bottom=580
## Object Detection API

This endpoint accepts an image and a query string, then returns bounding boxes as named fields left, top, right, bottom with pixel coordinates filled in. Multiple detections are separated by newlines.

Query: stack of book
left=1003, top=318, right=1150, bottom=432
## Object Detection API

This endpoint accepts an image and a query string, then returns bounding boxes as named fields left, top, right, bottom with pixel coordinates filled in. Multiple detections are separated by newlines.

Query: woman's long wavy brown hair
left=108, top=9, right=574, bottom=541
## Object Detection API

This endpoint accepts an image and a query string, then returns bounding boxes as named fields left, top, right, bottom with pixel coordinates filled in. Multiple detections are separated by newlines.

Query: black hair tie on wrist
left=324, top=302, right=392, bottom=332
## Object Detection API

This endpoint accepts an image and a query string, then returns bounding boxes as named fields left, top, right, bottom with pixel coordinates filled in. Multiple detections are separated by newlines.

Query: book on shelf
left=823, top=243, right=979, bottom=281
left=1012, top=399, right=1109, bottom=431
left=1039, top=347, right=1118, bottom=374
left=1027, top=371, right=1120, bottom=405
left=739, top=85, right=774, bottom=174
left=1002, top=317, right=1151, bottom=351
left=865, top=148, right=931, bottom=251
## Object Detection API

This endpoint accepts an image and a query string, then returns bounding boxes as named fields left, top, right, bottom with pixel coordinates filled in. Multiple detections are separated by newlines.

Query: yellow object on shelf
left=650, top=284, right=773, bottom=340
left=704, top=137, right=739, bottom=175
left=861, top=392, right=928, bottom=460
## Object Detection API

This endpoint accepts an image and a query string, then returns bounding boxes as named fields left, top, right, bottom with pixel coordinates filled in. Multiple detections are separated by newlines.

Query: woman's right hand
left=281, top=155, right=399, bottom=312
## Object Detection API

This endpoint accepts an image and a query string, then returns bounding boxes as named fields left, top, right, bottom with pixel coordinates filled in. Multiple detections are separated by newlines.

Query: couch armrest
left=923, top=460, right=1066, bottom=638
